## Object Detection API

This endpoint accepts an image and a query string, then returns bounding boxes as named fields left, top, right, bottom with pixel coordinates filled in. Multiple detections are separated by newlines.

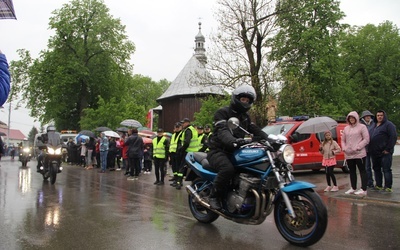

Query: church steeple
left=194, top=22, right=207, bottom=64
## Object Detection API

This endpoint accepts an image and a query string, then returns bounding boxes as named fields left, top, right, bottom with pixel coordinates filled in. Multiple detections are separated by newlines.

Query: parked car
left=262, top=116, right=349, bottom=172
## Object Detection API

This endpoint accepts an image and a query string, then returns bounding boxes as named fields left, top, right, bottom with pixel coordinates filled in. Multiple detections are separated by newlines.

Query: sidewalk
left=334, top=155, right=400, bottom=205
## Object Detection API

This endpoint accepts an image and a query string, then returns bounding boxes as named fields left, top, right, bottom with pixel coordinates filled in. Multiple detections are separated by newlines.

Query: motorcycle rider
left=36, top=125, right=61, bottom=172
left=207, top=84, right=269, bottom=210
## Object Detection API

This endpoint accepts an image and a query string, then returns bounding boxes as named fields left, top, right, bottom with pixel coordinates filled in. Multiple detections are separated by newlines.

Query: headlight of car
left=278, top=144, right=295, bottom=164
left=23, top=147, right=31, bottom=153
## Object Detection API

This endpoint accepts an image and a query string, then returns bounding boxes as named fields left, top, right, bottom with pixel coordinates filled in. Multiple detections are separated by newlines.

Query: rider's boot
left=209, top=188, right=222, bottom=210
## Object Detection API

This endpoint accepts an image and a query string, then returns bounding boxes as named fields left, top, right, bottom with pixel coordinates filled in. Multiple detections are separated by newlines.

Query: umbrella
left=163, top=132, right=172, bottom=138
left=0, top=0, right=17, bottom=19
left=142, top=137, right=153, bottom=144
left=138, top=126, right=151, bottom=131
left=78, top=130, right=96, bottom=138
left=95, top=126, right=112, bottom=132
left=116, top=127, right=128, bottom=132
left=120, top=119, right=142, bottom=128
left=75, top=134, right=90, bottom=143
left=296, top=116, right=338, bottom=134
left=0, top=131, right=6, bottom=136
left=103, top=130, right=120, bottom=138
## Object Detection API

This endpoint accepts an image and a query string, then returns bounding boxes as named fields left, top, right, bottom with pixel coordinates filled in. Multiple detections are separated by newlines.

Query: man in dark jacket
left=125, top=128, right=144, bottom=180
left=207, top=85, right=269, bottom=210
left=360, top=110, right=375, bottom=188
left=369, top=110, right=397, bottom=192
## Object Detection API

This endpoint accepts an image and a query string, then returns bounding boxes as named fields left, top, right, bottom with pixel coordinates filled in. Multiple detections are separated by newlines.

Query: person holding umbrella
left=319, top=131, right=341, bottom=192
left=341, top=111, right=370, bottom=196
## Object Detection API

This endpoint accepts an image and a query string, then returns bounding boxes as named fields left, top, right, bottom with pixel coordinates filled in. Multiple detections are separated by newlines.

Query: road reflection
left=18, top=167, right=32, bottom=193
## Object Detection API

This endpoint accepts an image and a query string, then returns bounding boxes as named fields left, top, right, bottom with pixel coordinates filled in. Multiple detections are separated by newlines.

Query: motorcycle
left=185, top=117, right=327, bottom=247
left=37, top=133, right=63, bottom=185
left=19, top=146, right=32, bottom=167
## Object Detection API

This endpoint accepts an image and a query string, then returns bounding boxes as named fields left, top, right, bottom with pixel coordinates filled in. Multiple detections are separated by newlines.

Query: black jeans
left=346, top=157, right=367, bottom=191
left=154, top=158, right=166, bottom=182
left=128, top=157, right=141, bottom=177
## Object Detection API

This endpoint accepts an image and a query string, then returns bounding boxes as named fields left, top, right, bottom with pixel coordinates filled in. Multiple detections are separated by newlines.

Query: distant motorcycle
left=185, top=117, right=327, bottom=247
left=37, top=130, right=63, bottom=185
left=19, top=146, right=32, bottom=167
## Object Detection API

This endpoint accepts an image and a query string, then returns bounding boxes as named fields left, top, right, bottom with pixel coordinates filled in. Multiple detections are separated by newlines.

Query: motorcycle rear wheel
left=274, top=189, right=327, bottom=247
left=50, top=163, right=58, bottom=184
left=188, top=178, right=219, bottom=224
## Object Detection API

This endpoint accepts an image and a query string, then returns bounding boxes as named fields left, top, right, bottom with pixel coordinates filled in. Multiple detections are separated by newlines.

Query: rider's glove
left=233, top=138, right=246, bottom=148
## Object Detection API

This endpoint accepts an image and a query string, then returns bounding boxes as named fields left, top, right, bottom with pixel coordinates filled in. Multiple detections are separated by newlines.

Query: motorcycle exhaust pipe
left=185, top=185, right=211, bottom=209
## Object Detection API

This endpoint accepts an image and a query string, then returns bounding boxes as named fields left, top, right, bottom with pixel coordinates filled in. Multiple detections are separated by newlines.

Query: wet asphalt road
left=0, top=158, right=399, bottom=250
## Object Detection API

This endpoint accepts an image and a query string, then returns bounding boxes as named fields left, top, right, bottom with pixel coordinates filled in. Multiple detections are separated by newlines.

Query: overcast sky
left=1, top=0, right=400, bottom=136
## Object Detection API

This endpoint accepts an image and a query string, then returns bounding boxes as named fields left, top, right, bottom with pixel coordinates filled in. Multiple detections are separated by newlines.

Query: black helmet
left=230, top=85, right=256, bottom=113
left=47, top=125, right=56, bottom=133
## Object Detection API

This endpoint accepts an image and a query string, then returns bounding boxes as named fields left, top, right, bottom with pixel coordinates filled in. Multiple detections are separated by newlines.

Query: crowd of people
left=320, top=109, right=397, bottom=196
left=62, top=119, right=213, bottom=188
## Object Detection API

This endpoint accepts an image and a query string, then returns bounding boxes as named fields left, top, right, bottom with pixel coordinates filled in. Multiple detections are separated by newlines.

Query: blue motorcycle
left=185, top=118, right=327, bottom=247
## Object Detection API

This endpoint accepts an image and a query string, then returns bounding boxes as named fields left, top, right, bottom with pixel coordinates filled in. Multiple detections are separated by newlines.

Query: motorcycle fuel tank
left=232, top=148, right=267, bottom=165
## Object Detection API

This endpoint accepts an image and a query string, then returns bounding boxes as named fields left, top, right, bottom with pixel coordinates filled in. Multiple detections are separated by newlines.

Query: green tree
left=194, top=94, right=230, bottom=127
left=10, top=0, right=135, bottom=130
left=270, top=0, right=345, bottom=116
left=208, top=0, right=282, bottom=125
left=340, top=21, right=400, bottom=126
left=79, top=75, right=170, bottom=131
left=27, top=126, right=39, bottom=145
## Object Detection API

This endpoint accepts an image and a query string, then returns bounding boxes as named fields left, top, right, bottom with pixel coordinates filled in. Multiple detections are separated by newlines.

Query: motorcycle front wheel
left=50, top=163, right=58, bottom=184
left=274, top=189, right=327, bottom=247
left=188, top=178, right=219, bottom=224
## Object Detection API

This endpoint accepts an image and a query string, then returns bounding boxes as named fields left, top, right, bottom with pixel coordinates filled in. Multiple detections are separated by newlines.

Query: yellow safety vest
left=182, top=126, right=199, bottom=152
left=152, top=136, right=167, bottom=159
left=197, top=133, right=205, bottom=151
left=169, top=131, right=182, bottom=153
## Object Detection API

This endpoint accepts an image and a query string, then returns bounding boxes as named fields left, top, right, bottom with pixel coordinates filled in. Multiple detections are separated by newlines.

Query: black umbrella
left=0, top=0, right=17, bottom=19
left=78, top=130, right=96, bottom=138
left=95, top=126, right=112, bottom=132
left=116, top=127, right=128, bottom=132
left=0, top=131, right=6, bottom=136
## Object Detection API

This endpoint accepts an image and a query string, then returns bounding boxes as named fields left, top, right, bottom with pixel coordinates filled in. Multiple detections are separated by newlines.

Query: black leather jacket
left=208, top=106, right=268, bottom=153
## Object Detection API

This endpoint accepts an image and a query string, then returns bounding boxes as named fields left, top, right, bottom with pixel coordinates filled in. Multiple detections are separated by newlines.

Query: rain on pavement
left=0, top=158, right=399, bottom=250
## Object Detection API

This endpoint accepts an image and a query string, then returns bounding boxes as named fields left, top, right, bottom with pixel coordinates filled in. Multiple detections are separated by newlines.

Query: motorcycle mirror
left=228, top=117, right=240, bottom=130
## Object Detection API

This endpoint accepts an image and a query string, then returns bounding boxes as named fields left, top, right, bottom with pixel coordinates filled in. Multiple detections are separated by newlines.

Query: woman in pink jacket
left=341, top=111, right=370, bottom=196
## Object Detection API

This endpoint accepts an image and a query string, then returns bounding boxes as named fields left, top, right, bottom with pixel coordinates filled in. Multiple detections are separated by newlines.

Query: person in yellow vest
left=175, top=118, right=199, bottom=190
left=152, top=128, right=170, bottom=185
left=169, top=122, right=183, bottom=186
left=204, top=124, right=213, bottom=152
left=197, top=125, right=208, bottom=152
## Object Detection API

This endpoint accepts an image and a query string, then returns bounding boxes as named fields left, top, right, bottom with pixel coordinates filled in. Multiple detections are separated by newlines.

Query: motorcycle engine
left=226, top=173, right=261, bottom=214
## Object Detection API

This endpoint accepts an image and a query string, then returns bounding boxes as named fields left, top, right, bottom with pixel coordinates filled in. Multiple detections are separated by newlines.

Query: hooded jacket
left=341, top=111, right=370, bottom=159
left=368, top=110, right=397, bottom=156
left=0, top=53, right=10, bottom=107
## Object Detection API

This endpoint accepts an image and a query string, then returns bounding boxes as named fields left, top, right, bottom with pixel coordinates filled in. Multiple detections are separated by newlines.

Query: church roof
left=157, top=22, right=224, bottom=102
left=157, top=55, right=223, bottom=101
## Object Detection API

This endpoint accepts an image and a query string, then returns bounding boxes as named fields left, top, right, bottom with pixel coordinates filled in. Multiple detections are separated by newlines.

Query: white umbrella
left=103, top=130, right=120, bottom=138
left=296, top=116, right=338, bottom=134
left=120, top=119, right=142, bottom=128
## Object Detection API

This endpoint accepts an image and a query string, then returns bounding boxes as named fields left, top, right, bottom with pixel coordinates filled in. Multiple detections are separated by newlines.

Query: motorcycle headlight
left=278, top=144, right=295, bottom=164
left=23, top=148, right=31, bottom=153
left=47, top=147, right=62, bottom=155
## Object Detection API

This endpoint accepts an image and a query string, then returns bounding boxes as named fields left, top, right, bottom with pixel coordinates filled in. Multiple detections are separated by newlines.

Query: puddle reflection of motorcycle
left=18, top=167, right=32, bottom=193
left=29, top=185, right=64, bottom=245
left=36, top=126, right=63, bottom=184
